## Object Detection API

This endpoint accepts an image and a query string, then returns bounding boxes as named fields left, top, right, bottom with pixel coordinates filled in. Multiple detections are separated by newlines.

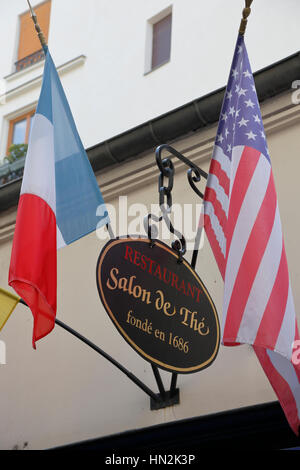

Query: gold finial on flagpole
left=239, top=0, right=254, bottom=36
left=26, top=0, right=48, bottom=51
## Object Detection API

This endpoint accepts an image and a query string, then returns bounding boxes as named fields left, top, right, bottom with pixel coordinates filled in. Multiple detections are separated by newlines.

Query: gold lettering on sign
left=179, top=307, right=210, bottom=335
left=126, top=310, right=153, bottom=335
left=106, top=268, right=152, bottom=304
left=155, top=290, right=176, bottom=317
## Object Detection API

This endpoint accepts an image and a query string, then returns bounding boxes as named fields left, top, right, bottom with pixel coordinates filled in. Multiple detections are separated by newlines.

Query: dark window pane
left=152, top=14, right=172, bottom=70
left=12, top=119, right=27, bottom=145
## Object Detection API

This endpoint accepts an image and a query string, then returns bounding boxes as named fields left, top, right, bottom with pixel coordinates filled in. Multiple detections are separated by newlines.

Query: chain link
left=145, top=145, right=208, bottom=262
left=158, top=159, right=174, bottom=210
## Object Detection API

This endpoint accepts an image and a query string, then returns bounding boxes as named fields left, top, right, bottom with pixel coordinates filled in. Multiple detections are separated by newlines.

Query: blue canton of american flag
left=203, top=35, right=300, bottom=435
left=217, top=41, right=269, bottom=161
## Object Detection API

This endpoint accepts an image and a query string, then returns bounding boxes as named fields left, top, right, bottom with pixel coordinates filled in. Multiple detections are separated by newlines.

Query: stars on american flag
left=245, top=98, right=255, bottom=108
left=232, top=68, right=239, bottom=79
left=243, top=70, right=252, bottom=79
left=238, top=117, right=248, bottom=127
left=214, top=40, right=269, bottom=160
left=238, top=87, right=247, bottom=97
left=246, top=130, right=257, bottom=141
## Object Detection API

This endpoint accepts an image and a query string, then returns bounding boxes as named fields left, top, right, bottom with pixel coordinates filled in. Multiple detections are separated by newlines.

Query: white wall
left=0, top=0, right=300, bottom=155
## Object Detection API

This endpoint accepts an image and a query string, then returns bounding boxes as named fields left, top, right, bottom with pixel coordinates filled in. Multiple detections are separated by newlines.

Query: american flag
left=203, top=34, right=300, bottom=434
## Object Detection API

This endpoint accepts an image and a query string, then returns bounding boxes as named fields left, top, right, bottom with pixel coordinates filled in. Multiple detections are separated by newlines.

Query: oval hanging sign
left=96, top=237, right=220, bottom=374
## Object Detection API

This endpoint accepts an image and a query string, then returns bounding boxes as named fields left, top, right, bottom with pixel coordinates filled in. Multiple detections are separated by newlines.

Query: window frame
left=145, top=6, right=173, bottom=75
left=6, top=110, right=35, bottom=154
left=151, top=13, right=172, bottom=71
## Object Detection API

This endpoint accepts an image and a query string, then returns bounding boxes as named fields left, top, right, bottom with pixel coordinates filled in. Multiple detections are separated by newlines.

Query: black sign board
left=96, top=238, right=220, bottom=374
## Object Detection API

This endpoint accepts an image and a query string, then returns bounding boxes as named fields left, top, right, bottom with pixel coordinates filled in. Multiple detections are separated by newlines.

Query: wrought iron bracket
left=144, top=144, right=208, bottom=264
left=150, top=389, right=180, bottom=411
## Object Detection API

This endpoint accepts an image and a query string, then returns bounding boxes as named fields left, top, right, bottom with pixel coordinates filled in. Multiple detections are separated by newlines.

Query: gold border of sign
left=96, top=237, right=220, bottom=374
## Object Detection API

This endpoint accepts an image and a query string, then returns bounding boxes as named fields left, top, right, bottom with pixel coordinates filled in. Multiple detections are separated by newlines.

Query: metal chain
left=144, top=145, right=208, bottom=262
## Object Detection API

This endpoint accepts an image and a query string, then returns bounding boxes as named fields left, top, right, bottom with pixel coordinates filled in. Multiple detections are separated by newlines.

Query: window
left=145, top=7, right=172, bottom=74
left=16, top=0, right=51, bottom=72
left=7, top=110, right=35, bottom=154
left=152, top=14, right=172, bottom=70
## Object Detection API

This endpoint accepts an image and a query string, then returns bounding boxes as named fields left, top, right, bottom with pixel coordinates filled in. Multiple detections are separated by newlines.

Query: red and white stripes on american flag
left=203, top=34, right=300, bottom=434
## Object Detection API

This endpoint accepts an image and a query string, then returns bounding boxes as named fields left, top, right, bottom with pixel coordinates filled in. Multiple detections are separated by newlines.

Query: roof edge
left=87, top=50, right=300, bottom=174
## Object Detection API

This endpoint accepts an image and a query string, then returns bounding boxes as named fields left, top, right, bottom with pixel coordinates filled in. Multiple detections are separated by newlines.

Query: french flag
left=8, top=50, right=109, bottom=348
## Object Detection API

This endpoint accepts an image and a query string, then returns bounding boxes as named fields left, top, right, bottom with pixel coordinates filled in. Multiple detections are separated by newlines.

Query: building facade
left=0, top=0, right=300, bottom=450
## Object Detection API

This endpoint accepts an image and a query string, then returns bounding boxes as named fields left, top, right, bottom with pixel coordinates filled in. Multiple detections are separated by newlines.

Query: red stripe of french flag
left=9, top=194, right=57, bottom=348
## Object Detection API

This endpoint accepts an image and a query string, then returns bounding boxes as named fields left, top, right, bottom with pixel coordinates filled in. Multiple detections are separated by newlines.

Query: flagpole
left=239, top=0, right=254, bottom=36
left=26, top=0, right=47, bottom=53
